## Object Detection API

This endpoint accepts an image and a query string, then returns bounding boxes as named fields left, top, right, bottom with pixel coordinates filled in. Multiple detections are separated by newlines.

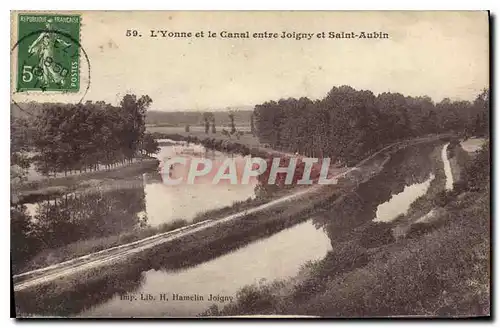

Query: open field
left=147, top=125, right=259, bottom=147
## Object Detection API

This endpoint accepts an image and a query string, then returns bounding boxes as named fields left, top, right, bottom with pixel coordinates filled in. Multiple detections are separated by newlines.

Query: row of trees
left=12, top=95, right=160, bottom=178
left=11, top=117, right=32, bottom=182
left=254, top=86, right=489, bottom=164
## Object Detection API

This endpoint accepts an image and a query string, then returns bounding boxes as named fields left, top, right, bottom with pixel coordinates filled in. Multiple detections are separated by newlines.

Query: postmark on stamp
left=16, top=14, right=81, bottom=92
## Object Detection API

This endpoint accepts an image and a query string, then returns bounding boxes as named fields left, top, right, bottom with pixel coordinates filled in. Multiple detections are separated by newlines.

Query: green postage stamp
left=16, top=13, right=81, bottom=92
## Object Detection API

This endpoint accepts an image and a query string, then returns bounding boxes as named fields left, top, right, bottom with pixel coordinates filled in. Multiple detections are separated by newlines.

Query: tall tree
left=211, top=118, right=217, bottom=134
left=203, top=112, right=213, bottom=134
left=229, top=112, right=236, bottom=135
left=11, top=117, right=32, bottom=182
left=141, top=133, right=160, bottom=156
left=250, top=113, right=255, bottom=136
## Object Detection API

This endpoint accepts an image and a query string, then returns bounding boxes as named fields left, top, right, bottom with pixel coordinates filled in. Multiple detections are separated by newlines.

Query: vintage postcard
left=10, top=11, right=490, bottom=318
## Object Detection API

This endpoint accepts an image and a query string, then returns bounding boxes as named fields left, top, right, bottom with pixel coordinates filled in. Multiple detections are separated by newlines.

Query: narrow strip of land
left=13, top=137, right=441, bottom=292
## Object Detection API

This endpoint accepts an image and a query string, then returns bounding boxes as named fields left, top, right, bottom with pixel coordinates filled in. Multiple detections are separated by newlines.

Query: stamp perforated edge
left=11, top=11, right=85, bottom=96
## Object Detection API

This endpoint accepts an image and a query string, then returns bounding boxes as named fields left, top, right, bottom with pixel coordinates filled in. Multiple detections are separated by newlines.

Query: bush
left=406, top=221, right=444, bottom=239
left=358, top=222, right=395, bottom=249
left=434, top=190, right=454, bottom=207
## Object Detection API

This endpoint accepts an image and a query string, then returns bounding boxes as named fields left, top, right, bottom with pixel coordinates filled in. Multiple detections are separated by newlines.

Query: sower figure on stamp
left=27, top=19, right=71, bottom=89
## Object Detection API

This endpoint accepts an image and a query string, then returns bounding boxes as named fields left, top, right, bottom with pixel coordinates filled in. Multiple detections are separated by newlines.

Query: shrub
left=358, top=222, right=395, bottom=249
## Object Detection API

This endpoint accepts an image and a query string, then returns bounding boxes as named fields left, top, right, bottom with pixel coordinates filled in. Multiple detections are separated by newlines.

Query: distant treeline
left=11, top=95, right=160, bottom=179
left=146, top=109, right=253, bottom=126
left=254, top=86, right=489, bottom=164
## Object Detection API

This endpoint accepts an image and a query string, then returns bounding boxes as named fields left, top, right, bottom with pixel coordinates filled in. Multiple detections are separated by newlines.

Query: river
left=143, top=139, right=257, bottom=226
left=22, top=140, right=257, bottom=229
left=16, top=140, right=452, bottom=317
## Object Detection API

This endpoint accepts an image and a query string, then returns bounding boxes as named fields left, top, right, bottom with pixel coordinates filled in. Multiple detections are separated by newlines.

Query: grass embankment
left=15, top=137, right=404, bottom=316
left=15, top=136, right=441, bottom=276
left=12, top=158, right=159, bottom=205
left=207, top=189, right=489, bottom=317
left=201, top=141, right=490, bottom=317
left=15, top=132, right=305, bottom=274
left=18, top=183, right=309, bottom=274
left=448, top=141, right=472, bottom=184
left=389, top=142, right=448, bottom=235
left=19, top=218, right=189, bottom=274
left=16, top=140, right=402, bottom=315
left=14, top=185, right=341, bottom=316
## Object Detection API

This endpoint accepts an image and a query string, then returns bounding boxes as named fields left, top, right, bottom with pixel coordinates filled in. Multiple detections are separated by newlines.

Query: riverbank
left=203, top=139, right=490, bottom=317
left=16, top=135, right=446, bottom=278
left=210, top=189, right=489, bottom=317
left=389, top=141, right=449, bottom=236
left=16, top=185, right=302, bottom=275
left=150, top=132, right=270, bottom=158
left=12, top=132, right=314, bottom=275
left=14, top=183, right=341, bottom=315
left=14, top=135, right=451, bottom=316
left=11, top=158, right=159, bottom=205
left=150, top=131, right=317, bottom=159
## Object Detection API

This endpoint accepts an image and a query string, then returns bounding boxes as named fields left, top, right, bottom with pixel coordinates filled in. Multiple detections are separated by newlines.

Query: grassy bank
left=17, top=182, right=312, bottom=274
left=448, top=140, right=472, bottom=186
left=18, top=218, right=190, bottom=274
left=389, top=142, right=448, bottom=235
left=12, top=158, right=159, bottom=204
left=206, top=189, right=489, bottom=317
left=14, top=184, right=342, bottom=316
left=201, top=142, right=490, bottom=317
left=14, top=136, right=444, bottom=277
left=15, top=136, right=409, bottom=316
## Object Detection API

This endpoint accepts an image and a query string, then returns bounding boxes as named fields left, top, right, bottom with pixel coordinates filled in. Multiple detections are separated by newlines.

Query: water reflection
left=15, top=141, right=446, bottom=317
left=21, top=183, right=146, bottom=249
left=83, top=220, right=331, bottom=317
left=143, top=183, right=256, bottom=226
left=16, top=220, right=331, bottom=317
left=374, top=173, right=434, bottom=223
left=442, top=143, right=453, bottom=190
left=313, top=142, right=439, bottom=244
left=145, top=140, right=257, bottom=226
left=460, top=137, right=486, bottom=153
left=22, top=140, right=258, bottom=234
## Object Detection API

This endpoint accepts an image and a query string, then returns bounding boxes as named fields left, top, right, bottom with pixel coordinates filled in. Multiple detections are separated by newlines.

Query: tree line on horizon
left=146, top=109, right=253, bottom=127
left=253, top=86, right=489, bottom=165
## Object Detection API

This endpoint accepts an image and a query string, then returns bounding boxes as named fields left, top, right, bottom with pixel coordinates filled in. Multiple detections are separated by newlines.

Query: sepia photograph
left=10, top=11, right=490, bottom=318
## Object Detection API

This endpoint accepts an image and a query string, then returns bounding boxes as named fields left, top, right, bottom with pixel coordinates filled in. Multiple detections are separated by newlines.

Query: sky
left=11, top=11, right=489, bottom=111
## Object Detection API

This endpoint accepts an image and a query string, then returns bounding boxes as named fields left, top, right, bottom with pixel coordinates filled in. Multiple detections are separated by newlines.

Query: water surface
left=442, top=143, right=453, bottom=190
left=17, top=141, right=449, bottom=317
left=83, top=220, right=332, bottom=317
left=374, top=173, right=435, bottom=222
left=145, top=140, right=257, bottom=226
